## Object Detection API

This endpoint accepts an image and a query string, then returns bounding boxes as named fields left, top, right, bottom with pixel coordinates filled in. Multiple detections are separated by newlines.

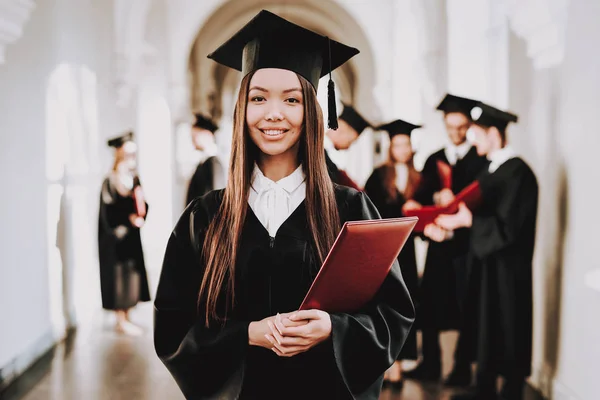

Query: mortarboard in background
left=470, top=102, right=518, bottom=131
left=338, top=103, right=371, bottom=135
left=107, top=131, right=134, bottom=148
left=377, top=119, right=422, bottom=140
left=436, top=93, right=479, bottom=117
left=207, top=10, right=359, bottom=130
left=193, top=114, right=219, bottom=133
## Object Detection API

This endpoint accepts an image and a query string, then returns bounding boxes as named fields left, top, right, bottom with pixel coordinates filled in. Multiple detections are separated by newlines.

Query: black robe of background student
left=462, top=157, right=537, bottom=394
left=412, top=147, right=488, bottom=331
left=98, top=177, right=151, bottom=310
left=186, top=156, right=224, bottom=206
left=364, top=165, right=419, bottom=360
left=154, top=186, right=415, bottom=400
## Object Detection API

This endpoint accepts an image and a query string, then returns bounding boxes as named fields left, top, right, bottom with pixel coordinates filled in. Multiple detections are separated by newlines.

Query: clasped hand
left=249, top=310, right=332, bottom=357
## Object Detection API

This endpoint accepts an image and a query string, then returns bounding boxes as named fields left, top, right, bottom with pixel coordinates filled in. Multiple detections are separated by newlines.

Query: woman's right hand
left=248, top=313, right=306, bottom=349
left=402, top=199, right=422, bottom=212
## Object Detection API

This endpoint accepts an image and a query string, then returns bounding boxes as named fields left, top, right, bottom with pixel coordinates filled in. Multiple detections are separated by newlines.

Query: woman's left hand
left=129, top=214, right=145, bottom=228
left=265, top=310, right=332, bottom=357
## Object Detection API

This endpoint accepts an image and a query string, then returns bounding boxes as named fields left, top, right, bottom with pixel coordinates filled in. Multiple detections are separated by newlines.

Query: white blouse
left=248, top=164, right=306, bottom=237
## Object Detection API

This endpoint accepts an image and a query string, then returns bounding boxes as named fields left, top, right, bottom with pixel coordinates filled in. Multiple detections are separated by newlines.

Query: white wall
left=0, top=0, right=115, bottom=385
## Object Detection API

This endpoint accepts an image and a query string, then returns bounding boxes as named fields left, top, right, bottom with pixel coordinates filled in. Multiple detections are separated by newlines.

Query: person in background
left=153, top=10, right=415, bottom=399
left=429, top=102, right=538, bottom=400
left=98, top=131, right=151, bottom=336
left=364, top=118, right=422, bottom=390
left=186, top=114, right=226, bottom=205
left=324, top=103, right=371, bottom=190
left=403, top=94, right=488, bottom=385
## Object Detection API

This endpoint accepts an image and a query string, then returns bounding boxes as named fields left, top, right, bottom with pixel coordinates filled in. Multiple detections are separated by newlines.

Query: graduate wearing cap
left=402, top=94, right=489, bottom=384
left=364, top=119, right=422, bottom=389
left=430, top=102, right=538, bottom=400
left=185, top=113, right=226, bottom=205
left=154, top=10, right=414, bottom=400
left=324, top=103, right=371, bottom=190
left=98, top=132, right=151, bottom=336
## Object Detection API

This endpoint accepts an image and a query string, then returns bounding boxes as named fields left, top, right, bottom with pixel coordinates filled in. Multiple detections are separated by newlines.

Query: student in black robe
left=431, top=102, right=538, bottom=400
left=185, top=114, right=226, bottom=205
left=98, top=132, right=151, bottom=336
left=154, top=10, right=415, bottom=400
left=403, top=94, right=488, bottom=384
left=324, top=103, right=371, bottom=190
left=364, top=119, right=421, bottom=390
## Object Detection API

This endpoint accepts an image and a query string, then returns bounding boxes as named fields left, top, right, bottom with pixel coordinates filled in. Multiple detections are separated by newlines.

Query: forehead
left=121, top=141, right=137, bottom=154
left=249, top=68, right=302, bottom=90
left=391, top=134, right=410, bottom=145
left=444, top=112, right=470, bottom=125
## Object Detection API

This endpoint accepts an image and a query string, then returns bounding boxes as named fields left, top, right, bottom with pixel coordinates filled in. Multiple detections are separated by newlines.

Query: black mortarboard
left=107, top=131, right=134, bottom=148
left=470, top=102, right=518, bottom=131
left=207, top=10, right=359, bottom=130
left=436, top=93, right=479, bottom=117
left=377, top=119, right=422, bottom=139
left=338, top=103, right=370, bottom=135
left=193, top=114, right=219, bottom=133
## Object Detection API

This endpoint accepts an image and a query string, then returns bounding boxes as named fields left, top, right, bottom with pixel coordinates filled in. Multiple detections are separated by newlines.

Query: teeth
left=264, top=130, right=284, bottom=136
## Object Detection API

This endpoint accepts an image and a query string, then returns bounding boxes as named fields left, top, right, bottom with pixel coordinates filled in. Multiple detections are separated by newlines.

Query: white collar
left=444, top=141, right=472, bottom=165
left=200, top=141, right=219, bottom=160
left=487, top=145, right=517, bottom=173
left=251, top=164, right=306, bottom=194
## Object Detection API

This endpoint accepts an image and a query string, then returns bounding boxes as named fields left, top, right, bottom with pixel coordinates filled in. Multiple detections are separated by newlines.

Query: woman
left=98, top=132, right=151, bottom=336
left=364, top=120, right=422, bottom=389
left=154, top=10, right=415, bottom=400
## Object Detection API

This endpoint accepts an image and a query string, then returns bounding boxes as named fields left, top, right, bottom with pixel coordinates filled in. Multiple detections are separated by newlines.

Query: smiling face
left=444, top=112, right=471, bottom=145
left=246, top=68, right=304, bottom=165
left=390, top=134, right=413, bottom=164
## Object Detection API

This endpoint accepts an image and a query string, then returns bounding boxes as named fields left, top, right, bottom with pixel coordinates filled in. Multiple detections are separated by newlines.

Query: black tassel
left=328, top=78, right=338, bottom=130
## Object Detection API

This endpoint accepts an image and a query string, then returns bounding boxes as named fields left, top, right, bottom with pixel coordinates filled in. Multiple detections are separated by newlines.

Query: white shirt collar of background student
left=487, top=145, right=517, bottom=173
left=249, top=164, right=307, bottom=237
left=444, top=140, right=472, bottom=165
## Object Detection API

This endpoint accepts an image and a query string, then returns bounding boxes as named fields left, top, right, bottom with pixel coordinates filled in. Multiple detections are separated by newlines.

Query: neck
left=257, top=150, right=300, bottom=182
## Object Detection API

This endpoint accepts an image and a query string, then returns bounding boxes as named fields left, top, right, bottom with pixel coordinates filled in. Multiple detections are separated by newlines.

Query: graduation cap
left=207, top=10, right=360, bottom=130
left=377, top=119, right=422, bottom=139
left=436, top=94, right=479, bottom=117
left=193, top=113, right=219, bottom=133
left=107, top=131, right=134, bottom=148
left=470, top=102, right=518, bottom=131
left=338, top=103, right=371, bottom=135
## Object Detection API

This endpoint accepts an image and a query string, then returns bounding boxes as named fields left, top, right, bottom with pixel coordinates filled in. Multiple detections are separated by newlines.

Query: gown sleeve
left=470, top=163, right=538, bottom=259
left=412, top=155, right=439, bottom=205
left=329, top=191, right=416, bottom=398
left=153, top=198, right=250, bottom=399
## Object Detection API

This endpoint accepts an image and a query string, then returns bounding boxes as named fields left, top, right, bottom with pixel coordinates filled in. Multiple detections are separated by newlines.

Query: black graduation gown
left=412, top=147, right=488, bottom=330
left=466, top=157, right=538, bottom=378
left=186, top=156, right=224, bottom=206
left=98, top=177, right=151, bottom=310
left=154, top=186, right=415, bottom=400
left=364, top=166, right=418, bottom=360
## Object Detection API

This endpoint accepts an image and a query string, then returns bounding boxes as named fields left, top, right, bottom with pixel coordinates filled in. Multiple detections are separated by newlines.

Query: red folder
left=403, top=181, right=482, bottom=232
left=299, top=217, right=418, bottom=313
left=337, top=170, right=362, bottom=191
left=437, top=160, right=452, bottom=189
left=133, top=186, right=147, bottom=218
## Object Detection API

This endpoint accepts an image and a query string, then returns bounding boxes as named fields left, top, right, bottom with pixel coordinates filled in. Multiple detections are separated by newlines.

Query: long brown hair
left=198, top=72, right=341, bottom=325
left=381, top=143, right=421, bottom=202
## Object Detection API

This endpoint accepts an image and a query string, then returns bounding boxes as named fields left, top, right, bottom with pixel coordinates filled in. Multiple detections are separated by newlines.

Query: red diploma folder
left=299, top=217, right=418, bottom=313
left=403, top=181, right=482, bottom=232
left=133, top=186, right=147, bottom=218
left=437, top=160, right=452, bottom=189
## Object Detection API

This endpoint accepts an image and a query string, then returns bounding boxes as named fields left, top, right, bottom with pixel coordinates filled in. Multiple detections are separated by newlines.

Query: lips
left=260, top=128, right=288, bottom=137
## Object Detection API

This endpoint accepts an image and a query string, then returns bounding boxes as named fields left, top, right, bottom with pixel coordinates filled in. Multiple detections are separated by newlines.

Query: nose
left=265, top=103, right=284, bottom=122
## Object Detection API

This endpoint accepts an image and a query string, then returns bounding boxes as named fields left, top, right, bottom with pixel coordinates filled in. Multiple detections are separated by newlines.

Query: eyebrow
left=249, top=86, right=302, bottom=94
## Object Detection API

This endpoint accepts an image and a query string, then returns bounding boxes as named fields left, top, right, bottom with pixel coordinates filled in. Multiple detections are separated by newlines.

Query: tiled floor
left=2, top=302, right=543, bottom=400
